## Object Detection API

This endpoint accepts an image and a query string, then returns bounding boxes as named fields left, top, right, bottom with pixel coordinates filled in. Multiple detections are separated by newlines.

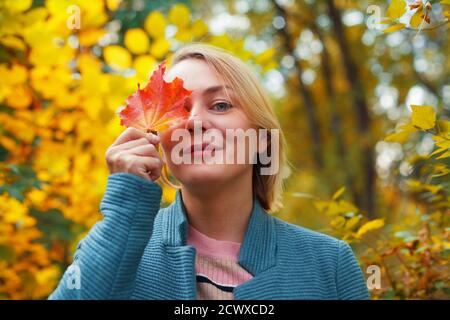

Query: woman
left=49, top=43, right=369, bottom=300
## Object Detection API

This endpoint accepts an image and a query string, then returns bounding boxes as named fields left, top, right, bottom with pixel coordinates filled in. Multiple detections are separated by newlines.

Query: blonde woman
left=49, top=43, right=369, bottom=300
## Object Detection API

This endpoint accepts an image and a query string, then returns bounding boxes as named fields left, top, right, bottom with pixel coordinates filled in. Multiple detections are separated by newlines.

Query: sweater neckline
left=187, top=224, right=241, bottom=260
left=161, top=189, right=277, bottom=276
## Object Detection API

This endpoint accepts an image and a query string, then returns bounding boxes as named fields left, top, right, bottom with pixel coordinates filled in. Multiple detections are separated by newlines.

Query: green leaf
left=0, top=245, right=15, bottom=262
left=0, top=165, right=42, bottom=201
left=0, top=143, right=9, bottom=161
left=29, top=208, right=81, bottom=248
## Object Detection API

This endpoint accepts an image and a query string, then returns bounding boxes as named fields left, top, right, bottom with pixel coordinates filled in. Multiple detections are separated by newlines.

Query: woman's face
left=159, top=58, right=258, bottom=189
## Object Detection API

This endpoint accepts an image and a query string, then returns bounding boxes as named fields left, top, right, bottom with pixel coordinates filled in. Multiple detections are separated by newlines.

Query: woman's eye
left=212, top=102, right=233, bottom=112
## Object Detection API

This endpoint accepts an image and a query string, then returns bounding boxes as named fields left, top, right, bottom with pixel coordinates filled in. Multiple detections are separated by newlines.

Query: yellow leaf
left=331, top=216, right=346, bottom=229
left=379, top=18, right=393, bottom=24
left=424, top=184, right=442, bottom=194
left=431, top=164, right=449, bottom=178
left=133, top=55, right=157, bottom=78
left=124, top=28, right=150, bottom=54
left=436, top=139, right=450, bottom=149
left=410, top=9, right=424, bottom=28
left=8, top=63, right=28, bottom=85
left=175, top=29, right=193, bottom=42
left=385, top=123, right=418, bottom=142
left=386, top=0, right=406, bottom=19
left=332, top=186, right=346, bottom=200
left=437, top=120, right=450, bottom=133
left=1, top=195, right=29, bottom=224
left=411, top=105, right=436, bottom=130
left=78, top=28, right=105, bottom=46
left=406, top=179, right=423, bottom=192
left=262, top=60, right=279, bottom=72
left=314, top=200, right=329, bottom=213
left=3, top=0, right=32, bottom=13
left=163, top=185, right=177, bottom=203
left=430, top=147, right=447, bottom=157
left=6, top=85, right=32, bottom=109
left=338, top=200, right=359, bottom=214
left=345, top=216, right=360, bottom=230
left=436, top=150, right=450, bottom=159
left=26, top=188, right=47, bottom=207
left=24, top=7, right=49, bottom=26
left=327, top=202, right=343, bottom=216
left=144, top=11, right=167, bottom=38
left=150, top=38, right=170, bottom=59
left=0, top=35, right=26, bottom=50
left=356, top=219, right=385, bottom=238
left=169, top=3, right=190, bottom=29
left=106, top=0, right=122, bottom=11
left=385, top=130, right=409, bottom=142
left=78, top=53, right=102, bottom=73
left=383, top=23, right=405, bottom=33
left=255, top=48, right=276, bottom=65
left=190, top=19, right=208, bottom=37
left=103, top=45, right=131, bottom=70
left=432, top=134, right=445, bottom=143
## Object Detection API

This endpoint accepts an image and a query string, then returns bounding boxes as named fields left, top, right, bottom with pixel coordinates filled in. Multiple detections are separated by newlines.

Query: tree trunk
left=272, top=0, right=324, bottom=169
left=326, top=0, right=376, bottom=218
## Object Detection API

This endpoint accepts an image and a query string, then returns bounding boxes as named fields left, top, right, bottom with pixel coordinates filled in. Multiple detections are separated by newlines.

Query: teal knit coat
left=49, top=173, right=369, bottom=300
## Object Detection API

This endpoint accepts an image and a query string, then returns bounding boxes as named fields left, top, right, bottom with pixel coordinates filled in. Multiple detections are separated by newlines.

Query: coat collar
left=161, top=189, right=277, bottom=275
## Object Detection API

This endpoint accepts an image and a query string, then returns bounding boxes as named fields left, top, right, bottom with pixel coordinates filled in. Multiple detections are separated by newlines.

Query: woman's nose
left=185, top=114, right=204, bottom=133
left=185, top=105, right=210, bottom=132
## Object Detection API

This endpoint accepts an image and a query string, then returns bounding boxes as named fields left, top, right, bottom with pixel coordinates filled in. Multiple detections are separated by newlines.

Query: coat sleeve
left=336, top=240, right=370, bottom=300
left=48, top=173, right=162, bottom=300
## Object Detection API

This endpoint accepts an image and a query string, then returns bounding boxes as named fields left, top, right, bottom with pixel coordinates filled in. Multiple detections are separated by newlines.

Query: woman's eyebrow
left=202, top=85, right=232, bottom=95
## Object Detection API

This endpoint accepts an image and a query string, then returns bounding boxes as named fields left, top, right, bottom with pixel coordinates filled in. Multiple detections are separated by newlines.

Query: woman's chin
left=177, top=163, right=227, bottom=185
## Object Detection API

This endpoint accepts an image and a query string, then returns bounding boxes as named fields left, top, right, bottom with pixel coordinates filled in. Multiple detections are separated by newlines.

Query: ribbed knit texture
left=187, top=224, right=253, bottom=299
left=49, top=173, right=370, bottom=300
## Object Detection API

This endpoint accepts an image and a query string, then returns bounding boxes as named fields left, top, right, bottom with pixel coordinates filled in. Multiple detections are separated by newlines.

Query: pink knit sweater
left=187, top=224, right=253, bottom=299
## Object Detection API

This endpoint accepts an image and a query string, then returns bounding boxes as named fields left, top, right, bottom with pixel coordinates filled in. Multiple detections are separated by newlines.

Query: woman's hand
left=106, top=127, right=163, bottom=181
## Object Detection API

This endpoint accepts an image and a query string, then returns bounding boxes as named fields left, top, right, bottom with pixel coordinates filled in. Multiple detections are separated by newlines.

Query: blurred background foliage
left=0, top=0, right=448, bottom=299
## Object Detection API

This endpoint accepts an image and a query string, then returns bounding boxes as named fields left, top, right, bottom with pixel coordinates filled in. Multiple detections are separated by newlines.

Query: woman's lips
left=183, top=143, right=222, bottom=157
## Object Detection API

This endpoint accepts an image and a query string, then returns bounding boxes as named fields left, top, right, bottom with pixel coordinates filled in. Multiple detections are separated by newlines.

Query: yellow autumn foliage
left=0, top=0, right=280, bottom=300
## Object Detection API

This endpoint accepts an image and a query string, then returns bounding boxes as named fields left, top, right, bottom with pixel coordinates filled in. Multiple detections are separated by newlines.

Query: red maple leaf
left=119, top=60, right=192, bottom=133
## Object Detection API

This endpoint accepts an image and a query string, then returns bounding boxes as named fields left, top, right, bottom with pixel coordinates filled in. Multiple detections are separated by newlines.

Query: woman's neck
left=180, top=171, right=254, bottom=243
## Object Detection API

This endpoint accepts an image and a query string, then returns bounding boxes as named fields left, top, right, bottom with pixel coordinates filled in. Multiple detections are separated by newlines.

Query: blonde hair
left=160, top=43, right=288, bottom=213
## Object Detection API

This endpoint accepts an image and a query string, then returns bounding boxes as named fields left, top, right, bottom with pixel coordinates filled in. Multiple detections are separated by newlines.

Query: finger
left=112, top=127, right=150, bottom=147
left=148, top=172, right=160, bottom=181
left=136, top=169, right=161, bottom=182
left=135, top=157, right=162, bottom=180
left=114, top=155, right=162, bottom=180
left=128, top=144, right=160, bottom=158
left=143, top=157, right=162, bottom=176
left=147, top=132, right=160, bottom=144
